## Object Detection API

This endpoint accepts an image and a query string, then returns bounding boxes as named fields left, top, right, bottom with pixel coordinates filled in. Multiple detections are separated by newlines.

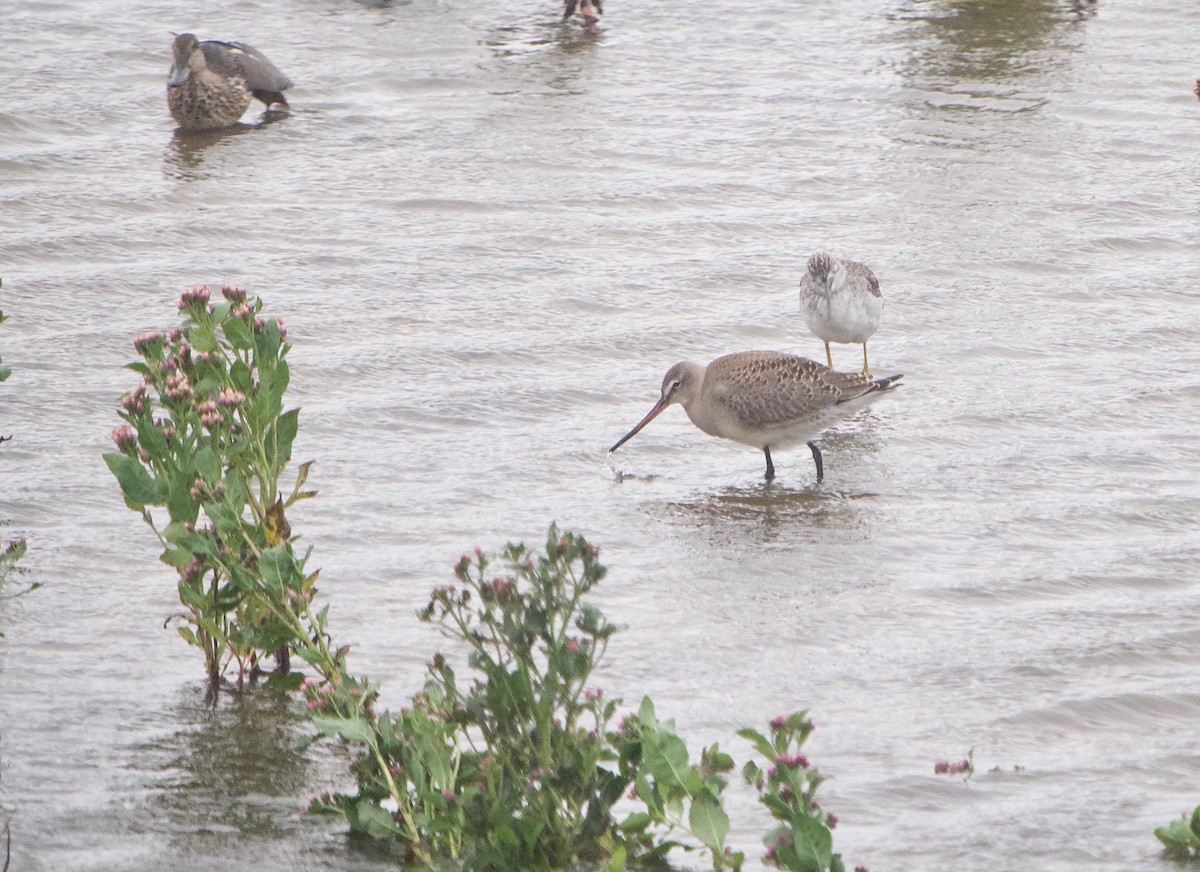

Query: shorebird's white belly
left=803, top=287, right=882, bottom=345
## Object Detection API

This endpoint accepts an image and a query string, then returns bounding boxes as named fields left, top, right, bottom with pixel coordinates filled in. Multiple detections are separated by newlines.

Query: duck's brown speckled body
left=167, top=33, right=292, bottom=131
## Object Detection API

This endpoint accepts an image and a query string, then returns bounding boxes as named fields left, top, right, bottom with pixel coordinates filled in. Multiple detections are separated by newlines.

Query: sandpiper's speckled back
left=704, top=351, right=893, bottom=431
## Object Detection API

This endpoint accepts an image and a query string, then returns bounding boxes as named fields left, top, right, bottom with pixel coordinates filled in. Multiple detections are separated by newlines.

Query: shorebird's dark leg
left=763, top=446, right=775, bottom=480
left=824, top=341, right=833, bottom=369
left=807, top=441, right=824, bottom=482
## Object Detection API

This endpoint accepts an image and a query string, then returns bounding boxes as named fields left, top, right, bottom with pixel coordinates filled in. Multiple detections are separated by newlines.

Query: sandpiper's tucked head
left=806, top=252, right=833, bottom=281
left=609, top=361, right=701, bottom=454
left=563, top=0, right=603, bottom=24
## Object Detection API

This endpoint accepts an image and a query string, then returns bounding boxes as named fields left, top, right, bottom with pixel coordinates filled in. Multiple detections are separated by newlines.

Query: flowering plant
left=104, top=285, right=329, bottom=684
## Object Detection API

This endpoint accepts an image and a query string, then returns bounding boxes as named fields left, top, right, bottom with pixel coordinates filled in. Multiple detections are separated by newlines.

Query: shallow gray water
left=2, top=0, right=1200, bottom=869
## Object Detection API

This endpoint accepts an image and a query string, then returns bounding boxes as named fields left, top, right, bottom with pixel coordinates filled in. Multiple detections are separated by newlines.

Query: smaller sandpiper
left=609, top=351, right=902, bottom=481
left=799, top=252, right=884, bottom=375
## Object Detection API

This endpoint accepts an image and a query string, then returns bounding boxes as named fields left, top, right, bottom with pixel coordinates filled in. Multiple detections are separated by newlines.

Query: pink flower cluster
left=934, top=758, right=972, bottom=776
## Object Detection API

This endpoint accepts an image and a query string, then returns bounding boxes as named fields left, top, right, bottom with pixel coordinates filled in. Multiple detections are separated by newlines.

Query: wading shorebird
left=562, top=0, right=602, bottom=24
left=609, top=351, right=902, bottom=482
left=167, top=33, right=293, bottom=132
left=799, top=252, right=884, bottom=375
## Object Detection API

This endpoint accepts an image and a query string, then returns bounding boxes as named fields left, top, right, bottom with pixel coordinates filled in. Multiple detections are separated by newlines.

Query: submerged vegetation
left=0, top=279, right=28, bottom=596
left=105, top=288, right=852, bottom=870
left=1156, top=805, right=1200, bottom=861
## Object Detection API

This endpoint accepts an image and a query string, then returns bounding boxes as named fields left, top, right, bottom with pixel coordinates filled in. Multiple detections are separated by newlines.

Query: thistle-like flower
left=133, top=331, right=165, bottom=355
left=217, top=387, right=246, bottom=409
left=196, top=399, right=223, bottom=429
left=111, top=425, right=138, bottom=453
left=178, top=285, right=211, bottom=312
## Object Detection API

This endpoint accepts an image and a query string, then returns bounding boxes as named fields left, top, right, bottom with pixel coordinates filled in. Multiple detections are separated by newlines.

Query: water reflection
left=164, top=112, right=290, bottom=178
left=481, top=11, right=602, bottom=95
left=893, top=0, right=1094, bottom=83
left=132, top=686, right=311, bottom=839
left=644, top=423, right=891, bottom=549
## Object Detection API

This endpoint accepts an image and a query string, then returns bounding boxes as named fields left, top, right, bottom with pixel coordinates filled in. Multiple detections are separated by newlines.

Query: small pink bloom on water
left=827, top=814, right=838, bottom=829
left=770, top=715, right=787, bottom=730
left=276, top=317, right=287, bottom=339
left=230, top=303, right=253, bottom=320
left=585, top=687, right=603, bottom=701
left=221, top=284, right=247, bottom=302
left=111, top=425, right=138, bottom=452
left=566, top=639, right=581, bottom=654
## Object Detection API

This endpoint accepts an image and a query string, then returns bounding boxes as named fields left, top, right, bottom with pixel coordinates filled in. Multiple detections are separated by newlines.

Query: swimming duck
left=167, top=33, right=292, bottom=131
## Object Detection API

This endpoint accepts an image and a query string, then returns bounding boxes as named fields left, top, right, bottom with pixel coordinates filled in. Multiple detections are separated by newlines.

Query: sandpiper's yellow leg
left=824, top=341, right=833, bottom=368
left=861, top=342, right=871, bottom=376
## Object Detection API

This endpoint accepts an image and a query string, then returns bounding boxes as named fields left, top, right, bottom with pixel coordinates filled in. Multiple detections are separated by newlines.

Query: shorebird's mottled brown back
left=707, top=351, right=886, bottom=429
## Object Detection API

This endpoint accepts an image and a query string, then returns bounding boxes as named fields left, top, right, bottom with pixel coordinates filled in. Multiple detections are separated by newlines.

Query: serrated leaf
left=194, top=445, right=221, bottom=484
left=642, top=729, right=691, bottom=793
left=258, top=544, right=294, bottom=595
left=347, top=798, right=400, bottom=838
left=310, top=715, right=376, bottom=746
left=688, top=790, right=729, bottom=852
left=737, top=727, right=776, bottom=760
left=104, top=453, right=168, bottom=507
left=222, top=314, right=255, bottom=349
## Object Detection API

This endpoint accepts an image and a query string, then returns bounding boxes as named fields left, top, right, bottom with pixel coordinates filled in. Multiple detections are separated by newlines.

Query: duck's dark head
left=168, top=33, right=205, bottom=87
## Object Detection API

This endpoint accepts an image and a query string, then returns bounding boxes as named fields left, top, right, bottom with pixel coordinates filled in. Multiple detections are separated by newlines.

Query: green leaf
left=642, top=728, right=691, bottom=793
left=607, top=844, right=627, bottom=872
left=687, top=790, right=729, bottom=853
left=104, top=453, right=167, bottom=507
left=617, top=812, right=652, bottom=832
left=310, top=715, right=376, bottom=746
left=167, top=474, right=199, bottom=524
left=789, top=814, right=834, bottom=871
left=638, top=696, right=658, bottom=729
left=222, top=315, right=255, bottom=350
left=1156, top=817, right=1200, bottom=856
left=175, top=626, right=198, bottom=647
left=160, top=546, right=196, bottom=568
left=194, top=445, right=221, bottom=484
left=189, top=321, right=218, bottom=353
left=635, top=771, right=662, bottom=819
left=347, top=798, right=402, bottom=839
left=266, top=408, right=299, bottom=472
left=737, top=727, right=776, bottom=760
left=138, top=420, right=168, bottom=458
left=258, top=544, right=295, bottom=596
